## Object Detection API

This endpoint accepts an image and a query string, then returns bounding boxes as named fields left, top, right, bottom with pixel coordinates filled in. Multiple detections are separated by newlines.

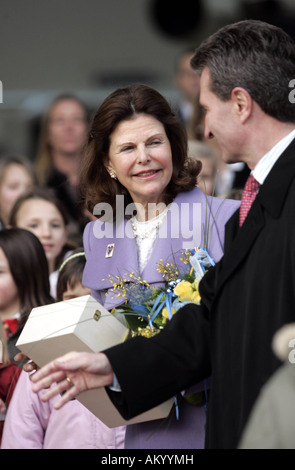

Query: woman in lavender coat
left=80, top=84, right=240, bottom=449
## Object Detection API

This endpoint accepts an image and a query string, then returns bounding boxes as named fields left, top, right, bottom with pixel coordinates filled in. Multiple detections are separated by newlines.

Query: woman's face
left=15, top=199, right=68, bottom=272
left=47, top=99, right=88, bottom=156
left=107, top=114, right=173, bottom=208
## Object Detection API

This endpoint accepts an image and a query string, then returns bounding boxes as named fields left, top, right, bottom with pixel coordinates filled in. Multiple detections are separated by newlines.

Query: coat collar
left=258, top=138, right=295, bottom=219
left=211, top=139, right=295, bottom=297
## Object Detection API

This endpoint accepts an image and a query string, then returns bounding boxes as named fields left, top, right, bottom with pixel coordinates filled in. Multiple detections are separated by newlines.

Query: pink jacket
left=1, top=370, right=125, bottom=449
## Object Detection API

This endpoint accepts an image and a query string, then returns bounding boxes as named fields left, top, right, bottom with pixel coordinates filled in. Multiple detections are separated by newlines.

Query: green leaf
left=125, top=314, right=148, bottom=332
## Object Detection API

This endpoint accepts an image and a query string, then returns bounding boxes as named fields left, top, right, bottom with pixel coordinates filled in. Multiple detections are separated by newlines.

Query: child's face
left=15, top=198, right=68, bottom=272
left=0, top=164, right=34, bottom=225
left=0, top=247, right=20, bottom=316
left=197, top=156, right=215, bottom=195
left=62, top=282, right=91, bottom=300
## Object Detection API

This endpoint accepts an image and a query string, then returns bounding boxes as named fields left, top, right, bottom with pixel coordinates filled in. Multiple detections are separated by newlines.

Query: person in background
left=56, top=248, right=90, bottom=301
left=34, top=94, right=90, bottom=243
left=0, top=155, right=37, bottom=229
left=175, top=48, right=200, bottom=129
left=224, top=188, right=243, bottom=201
left=1, top=250, right=126, bottom=449
left=0, top=321, right=21, bottom=446
left=239, top=322, right=295, bottom=449
left=188, top=139, right=217, bottom=195
left=9, top=189, right=76, bottom=298
left=0, top=227, right=53, bottom=364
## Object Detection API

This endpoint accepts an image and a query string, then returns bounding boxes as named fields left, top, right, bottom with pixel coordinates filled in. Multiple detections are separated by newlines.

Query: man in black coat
left=31, top=20, right=295, bottom=449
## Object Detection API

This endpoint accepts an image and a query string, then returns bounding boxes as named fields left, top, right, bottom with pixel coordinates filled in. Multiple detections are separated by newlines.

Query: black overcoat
left=105, top=139, right=295, bottom=448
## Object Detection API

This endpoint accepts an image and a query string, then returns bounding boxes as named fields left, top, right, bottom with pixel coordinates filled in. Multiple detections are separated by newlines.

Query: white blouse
left=130, top=206, right=169, bottom=273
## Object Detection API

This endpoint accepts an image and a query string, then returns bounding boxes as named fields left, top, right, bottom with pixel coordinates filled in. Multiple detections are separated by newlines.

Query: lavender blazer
left=83, top=187, right=240, bottom=310
left=82, top=187, right=239, bottom=449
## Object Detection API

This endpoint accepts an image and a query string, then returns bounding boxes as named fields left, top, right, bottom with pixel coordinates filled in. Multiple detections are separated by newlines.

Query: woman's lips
left=134, top=169, right=160, bottom=178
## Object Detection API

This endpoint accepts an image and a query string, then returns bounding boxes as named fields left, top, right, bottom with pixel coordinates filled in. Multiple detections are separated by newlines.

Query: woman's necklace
left=130, top=206, right=169, bottom=239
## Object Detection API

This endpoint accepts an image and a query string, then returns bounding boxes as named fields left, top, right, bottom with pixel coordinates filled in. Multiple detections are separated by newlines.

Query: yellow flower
left=192, top=279, right=199, bottom=291
left=191, top=291, right=201, bottom=304
left=162, top=306, right=176, bottom=319
left=174, top=280, right=194, bottom=302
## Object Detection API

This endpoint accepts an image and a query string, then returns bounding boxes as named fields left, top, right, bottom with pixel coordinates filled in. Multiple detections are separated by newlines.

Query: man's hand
left=30, top=351, right=114, bottom=410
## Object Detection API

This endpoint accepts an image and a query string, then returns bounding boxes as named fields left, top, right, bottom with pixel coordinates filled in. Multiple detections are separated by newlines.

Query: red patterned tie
left=239, top=174, right=260, bottom=226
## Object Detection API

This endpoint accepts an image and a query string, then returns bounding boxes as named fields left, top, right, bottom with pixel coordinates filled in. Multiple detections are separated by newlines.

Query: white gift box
left=16, top=295, right=173, bottom=427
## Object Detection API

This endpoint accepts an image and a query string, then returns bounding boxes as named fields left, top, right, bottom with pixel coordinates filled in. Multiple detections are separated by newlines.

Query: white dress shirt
left=253, top=129, right=295, bottom=185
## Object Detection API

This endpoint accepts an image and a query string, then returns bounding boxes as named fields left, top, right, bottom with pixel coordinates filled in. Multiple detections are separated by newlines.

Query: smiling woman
left=82, top=84, right=202, bottom=221
left=107, top=114, right=173, bottom=220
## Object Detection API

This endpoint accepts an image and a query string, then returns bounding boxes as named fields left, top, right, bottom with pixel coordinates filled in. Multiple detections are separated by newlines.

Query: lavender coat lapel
left=82, top=217, right=139, bottom=292
left=136, top=187, right=236, bottom=284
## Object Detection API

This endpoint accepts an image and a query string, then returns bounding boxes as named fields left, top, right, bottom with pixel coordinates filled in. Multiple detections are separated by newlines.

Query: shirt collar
left=252, top=129, right=295, bottom=185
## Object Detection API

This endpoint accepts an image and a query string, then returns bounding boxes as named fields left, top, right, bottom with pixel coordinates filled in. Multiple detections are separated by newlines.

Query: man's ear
left=231, top=87, right=252, bottom=124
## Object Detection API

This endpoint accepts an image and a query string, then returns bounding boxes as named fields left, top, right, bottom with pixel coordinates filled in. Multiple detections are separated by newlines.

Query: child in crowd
left=0, top=228, right=53, bottom=440
left=0, top=155, right=37, bottom=229
left=9, top=188, right=76, bottom=298
left=0, top=228, right=54, bottom=359
left=1, top=250, right=126, bottom=449
left=187, top=140, right=218, bottom=195
left=56, top=248, right=90, bottom=301
left=0, top=322, right=21, bottom=446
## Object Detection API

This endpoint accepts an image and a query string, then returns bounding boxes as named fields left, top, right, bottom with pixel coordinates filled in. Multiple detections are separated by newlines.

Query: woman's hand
left=30, top=351, right=114, bottom=410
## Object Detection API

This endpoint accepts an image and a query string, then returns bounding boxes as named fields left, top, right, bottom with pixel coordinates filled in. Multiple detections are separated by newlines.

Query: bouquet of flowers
left=105, top=247, right=215, bottom=339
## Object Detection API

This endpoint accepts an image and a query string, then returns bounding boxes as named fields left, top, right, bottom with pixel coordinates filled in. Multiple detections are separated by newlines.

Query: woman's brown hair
left=80, top=84, right=202, bottom=218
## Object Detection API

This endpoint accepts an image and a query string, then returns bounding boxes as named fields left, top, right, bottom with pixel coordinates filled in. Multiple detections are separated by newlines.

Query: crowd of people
left=1, top=18, right=295, bottom=450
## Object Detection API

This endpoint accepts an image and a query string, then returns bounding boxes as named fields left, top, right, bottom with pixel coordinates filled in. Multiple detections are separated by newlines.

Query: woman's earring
left=107, top=167, right=117, bottom=180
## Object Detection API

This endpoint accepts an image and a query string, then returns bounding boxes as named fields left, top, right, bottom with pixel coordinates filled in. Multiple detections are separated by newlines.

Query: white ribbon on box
left=16, top=295, right=173, bottom=427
